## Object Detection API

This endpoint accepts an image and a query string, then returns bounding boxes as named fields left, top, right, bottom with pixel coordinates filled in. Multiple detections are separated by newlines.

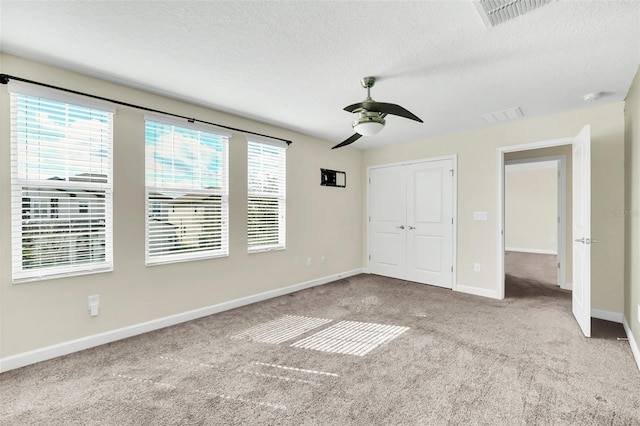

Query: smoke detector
left=583, top=92, right=604, bottom=103
left=474, top=0, right=555, bottom=28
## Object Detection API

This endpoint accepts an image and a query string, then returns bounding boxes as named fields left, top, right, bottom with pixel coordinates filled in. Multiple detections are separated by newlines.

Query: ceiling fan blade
left=332, top=133, right=362, bottom=149
left=344, top=101, right=423, bottom=123
left=343, top=102, right=365, bottom=113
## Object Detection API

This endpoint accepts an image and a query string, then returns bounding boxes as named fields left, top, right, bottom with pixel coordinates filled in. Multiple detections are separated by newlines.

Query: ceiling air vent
left=480, top=106, right=524, bottom=124
left=474, top=0, right=555, bottom=27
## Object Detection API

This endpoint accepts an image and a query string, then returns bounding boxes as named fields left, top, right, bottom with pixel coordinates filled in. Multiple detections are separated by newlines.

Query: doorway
left=504, top=155, right=568, bottom=298
left=497, top=126, right=592, bottom=337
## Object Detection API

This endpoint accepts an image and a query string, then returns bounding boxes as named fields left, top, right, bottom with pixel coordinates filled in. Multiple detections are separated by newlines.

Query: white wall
left=505, top=164, right=558, bottom=254
left=364, top=101, right=626, bottom=313
left=0, top=54, right=364, bottom=359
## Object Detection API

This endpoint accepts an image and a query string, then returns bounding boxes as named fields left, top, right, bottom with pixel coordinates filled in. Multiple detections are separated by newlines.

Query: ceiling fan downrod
left=361, top=76, right=376, bottom=100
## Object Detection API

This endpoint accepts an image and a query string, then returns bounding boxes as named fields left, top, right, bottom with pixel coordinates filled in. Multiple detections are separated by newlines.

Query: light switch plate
left=474, top=211, right=488, bottom=221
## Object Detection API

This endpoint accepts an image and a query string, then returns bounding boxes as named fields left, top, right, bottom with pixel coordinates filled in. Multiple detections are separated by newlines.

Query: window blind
left=9, top=84, right=114, bottom=282
left=145, top=116, right=230, bottom=264
left=247, top=138, right=287, bottom=252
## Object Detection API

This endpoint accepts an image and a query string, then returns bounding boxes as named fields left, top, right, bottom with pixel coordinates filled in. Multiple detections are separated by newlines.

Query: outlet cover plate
left=88, top=294, right=100, bottom=308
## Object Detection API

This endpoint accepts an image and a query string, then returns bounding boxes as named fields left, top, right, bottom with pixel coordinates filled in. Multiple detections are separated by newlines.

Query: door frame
left=366, top=154, right=458, bottom=290
left=497, top=137, right=573, bottom=300
left=504, top=155, right=567, bottom=290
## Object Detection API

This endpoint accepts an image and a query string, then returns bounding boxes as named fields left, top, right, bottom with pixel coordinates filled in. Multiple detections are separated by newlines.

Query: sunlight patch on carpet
left=252, top=361, right=339, bottom=377
left=291, top=320, right=410, bottom=356
left=231, top=315, right=332, bottom=344
left=236, top=369, right=321, bottom=386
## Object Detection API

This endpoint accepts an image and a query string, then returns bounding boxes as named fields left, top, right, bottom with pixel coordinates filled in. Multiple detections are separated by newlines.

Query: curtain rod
left=0, top=73, right=292, bottom=145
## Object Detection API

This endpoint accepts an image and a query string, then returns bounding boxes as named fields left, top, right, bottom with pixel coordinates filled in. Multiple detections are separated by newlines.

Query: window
left=145, top=115, right=230, bottom=264
left=247, top=138, right=287, bottom=252
left=9, top=82, right=114, bottom=282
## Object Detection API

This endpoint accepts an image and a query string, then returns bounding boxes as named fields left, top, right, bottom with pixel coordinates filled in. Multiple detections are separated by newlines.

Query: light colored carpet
left=505, top=250, right=558, bottom=287
left=1, top=273, right=639, bottom=425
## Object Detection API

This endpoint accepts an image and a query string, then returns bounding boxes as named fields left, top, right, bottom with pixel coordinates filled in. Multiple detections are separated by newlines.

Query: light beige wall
left=364, top=101, right=625, bottom=313
left=0, top=54, right=364, bottom=358
left=624, top=66, right=640, bottom=347
left=505, top=166, right=557, bottom=253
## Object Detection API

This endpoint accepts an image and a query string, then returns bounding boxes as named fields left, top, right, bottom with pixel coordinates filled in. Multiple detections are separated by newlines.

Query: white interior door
left=369, top=165, right=407, bottom=280
left=572, top=125, right=591, bottom=337
left=406, top=160, right=453, bottom=288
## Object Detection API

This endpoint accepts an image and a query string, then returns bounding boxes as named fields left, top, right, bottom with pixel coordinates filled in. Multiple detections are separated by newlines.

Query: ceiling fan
left=332, top=76, right=423, bottom=149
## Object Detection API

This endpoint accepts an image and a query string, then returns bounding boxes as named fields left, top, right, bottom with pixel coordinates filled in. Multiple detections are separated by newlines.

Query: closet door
left=406, top=159, right=453, bottom=288
left=369, top=165, right=406, bottom=280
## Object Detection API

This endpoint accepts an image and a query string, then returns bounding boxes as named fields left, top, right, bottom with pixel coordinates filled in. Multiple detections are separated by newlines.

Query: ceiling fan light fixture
left=352, top=112, right=385, bottom=136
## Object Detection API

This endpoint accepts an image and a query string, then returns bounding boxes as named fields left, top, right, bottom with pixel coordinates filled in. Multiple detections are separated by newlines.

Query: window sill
left=146, top=252, right=229, bottom=266
left=248, top=246, right=286, bottom=254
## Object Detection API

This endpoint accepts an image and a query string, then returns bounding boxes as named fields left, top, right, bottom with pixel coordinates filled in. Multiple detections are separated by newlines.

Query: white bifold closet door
left=369, top=159, right=454, bottom=288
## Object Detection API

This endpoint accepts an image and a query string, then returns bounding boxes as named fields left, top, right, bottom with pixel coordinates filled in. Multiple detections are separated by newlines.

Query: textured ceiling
left=1, top=1, right=639, bottom=149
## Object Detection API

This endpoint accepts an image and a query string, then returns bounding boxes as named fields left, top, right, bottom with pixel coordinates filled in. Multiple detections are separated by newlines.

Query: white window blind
left=145, top=116, right=229, bottom=264
left=9, top=83, right=114, bottom=282
left=247, top=138, right=287, bottom=252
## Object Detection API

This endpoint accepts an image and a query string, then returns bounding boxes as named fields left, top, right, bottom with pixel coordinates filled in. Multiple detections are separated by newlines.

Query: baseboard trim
left=622, top=316, right=640, bottom=372
left=0, top=268, right=363, bottom=373
left=505, top=247, right=558, bottom=255
left=591, top=309, right=624, bottom=324
left=456, top=284, right=499, bottom=299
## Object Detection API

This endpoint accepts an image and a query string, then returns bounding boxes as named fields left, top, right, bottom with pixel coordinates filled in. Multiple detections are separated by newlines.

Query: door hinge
left=451, top=218, right=454, bottom=225
left=451, top=266, right=453, bottom=272
left=558, top=262, right=560, bottom=269
left=369, top=216, right=371, bottom=222
left=369, top=177, right=371, bottom=184
left=369, top=254, right=371, bottom=260
left=450, top=169, right=454, bottom=176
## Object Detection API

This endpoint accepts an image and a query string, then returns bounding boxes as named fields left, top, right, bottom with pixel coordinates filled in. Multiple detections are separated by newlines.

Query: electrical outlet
left=88, top=294, right=100, bottom=317
left=474, top=263, right=481, bottom=272
left=306, top=257, right=312, bottom=267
